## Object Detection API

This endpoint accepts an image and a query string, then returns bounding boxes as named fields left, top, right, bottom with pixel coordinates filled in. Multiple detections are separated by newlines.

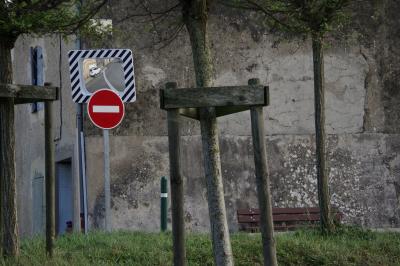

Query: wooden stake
left=166, top=82, right=187, bottom=266
left=44, top=83, right=55, bottom=257
left=249, top=79, right=278, bottom=266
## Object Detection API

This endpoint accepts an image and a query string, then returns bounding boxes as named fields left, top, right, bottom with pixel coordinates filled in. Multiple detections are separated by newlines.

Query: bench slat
left=273, top=207, right=321, bottom=214
left=274, top=214, right=320, bottom=222
left=237, top=207, right=339, bottom=215
left=238, top=214, right=320, bottom=223
left=238, top=213, right=342, bottom=222
left=237, top=207, right=343, bottom=231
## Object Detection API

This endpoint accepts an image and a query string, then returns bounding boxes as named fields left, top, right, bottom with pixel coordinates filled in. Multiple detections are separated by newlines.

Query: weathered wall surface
left=11, top=0, right=400, bottom=236
left=82, top=0, right=400, bottom=231
left=13, top=35, right=77, bottom=237
left=352, top=0, right=400, bottom=134
left=86, top=133, right=400, bottom=231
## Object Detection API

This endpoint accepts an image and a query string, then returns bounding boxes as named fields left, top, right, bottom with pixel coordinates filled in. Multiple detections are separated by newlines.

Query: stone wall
left=13, top=35, right=77, bottom=237
left=83, top=0, right=400, bottom=231
left=10, top=0, right=400, bottom=235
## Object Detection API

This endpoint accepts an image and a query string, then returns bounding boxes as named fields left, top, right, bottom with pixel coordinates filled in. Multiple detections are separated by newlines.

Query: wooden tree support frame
left=0, top=83, right=58, bottom=257
left=0, top=83, right=58, bottom=104
left=162, top=79, right=277, bottom=266
left=160, top=84, right=269, bottom=119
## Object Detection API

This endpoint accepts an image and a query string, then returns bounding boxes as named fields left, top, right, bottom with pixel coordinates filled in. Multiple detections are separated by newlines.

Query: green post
left=161, top=176, right=168, bottom=232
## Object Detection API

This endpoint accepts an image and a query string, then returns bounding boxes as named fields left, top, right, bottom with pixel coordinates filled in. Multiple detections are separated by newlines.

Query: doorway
left=56, top=160, right=73, bottom=234
left=32, top=175, right=45, bottom=235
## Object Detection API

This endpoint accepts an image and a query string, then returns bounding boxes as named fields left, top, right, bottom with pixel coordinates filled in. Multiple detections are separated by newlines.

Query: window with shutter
left=30, top=46, right=44, bottom=112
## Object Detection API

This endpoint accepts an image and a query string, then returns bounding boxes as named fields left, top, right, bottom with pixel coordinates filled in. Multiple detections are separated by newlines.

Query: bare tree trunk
left=312, top=35, right=333, bottom=233
left=181, top=1, right=233, bottom=265
left=0, top=36, right=19, bottom=257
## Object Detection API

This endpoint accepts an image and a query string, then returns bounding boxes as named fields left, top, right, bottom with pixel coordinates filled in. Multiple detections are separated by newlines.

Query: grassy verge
left=1, top=226, right=400, bottom=265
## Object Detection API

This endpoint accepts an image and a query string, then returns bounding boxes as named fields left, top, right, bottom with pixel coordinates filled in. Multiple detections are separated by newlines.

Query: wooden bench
left=237, top=207, right=343, bottom=232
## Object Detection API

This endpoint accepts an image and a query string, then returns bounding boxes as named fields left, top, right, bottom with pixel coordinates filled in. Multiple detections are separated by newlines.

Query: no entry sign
left=87, top=89, right=125, bottom=129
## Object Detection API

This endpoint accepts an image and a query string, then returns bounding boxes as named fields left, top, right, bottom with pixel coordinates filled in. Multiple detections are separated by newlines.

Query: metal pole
left=73, top=126, right=81, bottom=233
left=75, top=34, right=89, bottom=234
left=103, top=129, right=111, bottom=232
left=80, top=131, right=88, bottom=233
left=161, top=176, right=168, bottom=232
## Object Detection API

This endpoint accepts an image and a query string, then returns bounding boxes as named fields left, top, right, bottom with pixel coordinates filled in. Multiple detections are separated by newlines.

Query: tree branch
left=116, top=2, right=180, bottom=23
left=58, top=0, right=109, bottom=34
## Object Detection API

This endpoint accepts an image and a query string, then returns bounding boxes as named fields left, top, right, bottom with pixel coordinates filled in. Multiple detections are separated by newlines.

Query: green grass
left=1, top=226, right=400, bottom=265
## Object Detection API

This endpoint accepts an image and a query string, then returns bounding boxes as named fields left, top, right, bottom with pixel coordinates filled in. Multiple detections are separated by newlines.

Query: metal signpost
left=160, top=176, right=168, bottom=232
left=68, top=49, right=135, bottom=232
left=87, top=89, right=125, bottom=231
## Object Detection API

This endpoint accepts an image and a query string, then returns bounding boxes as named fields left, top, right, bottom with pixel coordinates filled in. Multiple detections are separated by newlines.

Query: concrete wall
left=84, top=0, right=400, bottom=231
left=86, top=133, right=400, bottom=231
left=12, top=35, right=78, bottom=237
left=11, top=0, right=400, bottom=236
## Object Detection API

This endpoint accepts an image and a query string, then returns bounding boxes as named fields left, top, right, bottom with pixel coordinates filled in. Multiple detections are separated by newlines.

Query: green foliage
left=0, top=0, right=107, bottom=42
left=79, top=18, right=113, bottom=48
left=226, top=0, right=351, bottom=38
left=1, top=228, right=400, bottom=265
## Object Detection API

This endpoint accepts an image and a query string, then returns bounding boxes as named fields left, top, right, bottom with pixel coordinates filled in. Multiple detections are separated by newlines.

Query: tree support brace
left=160, top=84, right=269, bottom=119
left=161, top=79, right=277, bottom=266
left=0, top=83, right=58, bottom=257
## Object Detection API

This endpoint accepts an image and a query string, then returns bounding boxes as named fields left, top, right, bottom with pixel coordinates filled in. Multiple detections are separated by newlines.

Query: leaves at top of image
left=0, top=0, right=107, bottom=40
left=223, top=0, right=351, bottom=38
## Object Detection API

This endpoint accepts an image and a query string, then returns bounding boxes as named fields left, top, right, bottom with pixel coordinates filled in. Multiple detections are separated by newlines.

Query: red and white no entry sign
left=87, top=89, right=125, bottom=129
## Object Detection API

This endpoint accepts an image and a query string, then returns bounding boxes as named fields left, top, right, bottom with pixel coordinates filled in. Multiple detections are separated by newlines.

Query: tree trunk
left=181, top=1, right=234, bottom=265
left=0, top=36, right=19, bottom=257
left=312, top=35, right=333, bottom=233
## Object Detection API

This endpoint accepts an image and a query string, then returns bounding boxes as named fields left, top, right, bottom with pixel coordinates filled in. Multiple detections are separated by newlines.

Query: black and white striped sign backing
left=68, top=49, right=135, bottom=103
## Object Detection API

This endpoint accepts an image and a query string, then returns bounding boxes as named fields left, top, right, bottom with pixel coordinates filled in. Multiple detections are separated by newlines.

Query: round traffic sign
left=87, top=89, right=125, bottom=129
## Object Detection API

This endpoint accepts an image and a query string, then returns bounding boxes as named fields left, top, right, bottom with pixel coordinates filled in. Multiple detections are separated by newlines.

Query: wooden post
left=44, top=83, right=55, bottom=257
left=249, top=79, right=278, bottom=266
left=166, top=82, right=187, bottom=266
left=0, top=80, right=58, bottom=257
